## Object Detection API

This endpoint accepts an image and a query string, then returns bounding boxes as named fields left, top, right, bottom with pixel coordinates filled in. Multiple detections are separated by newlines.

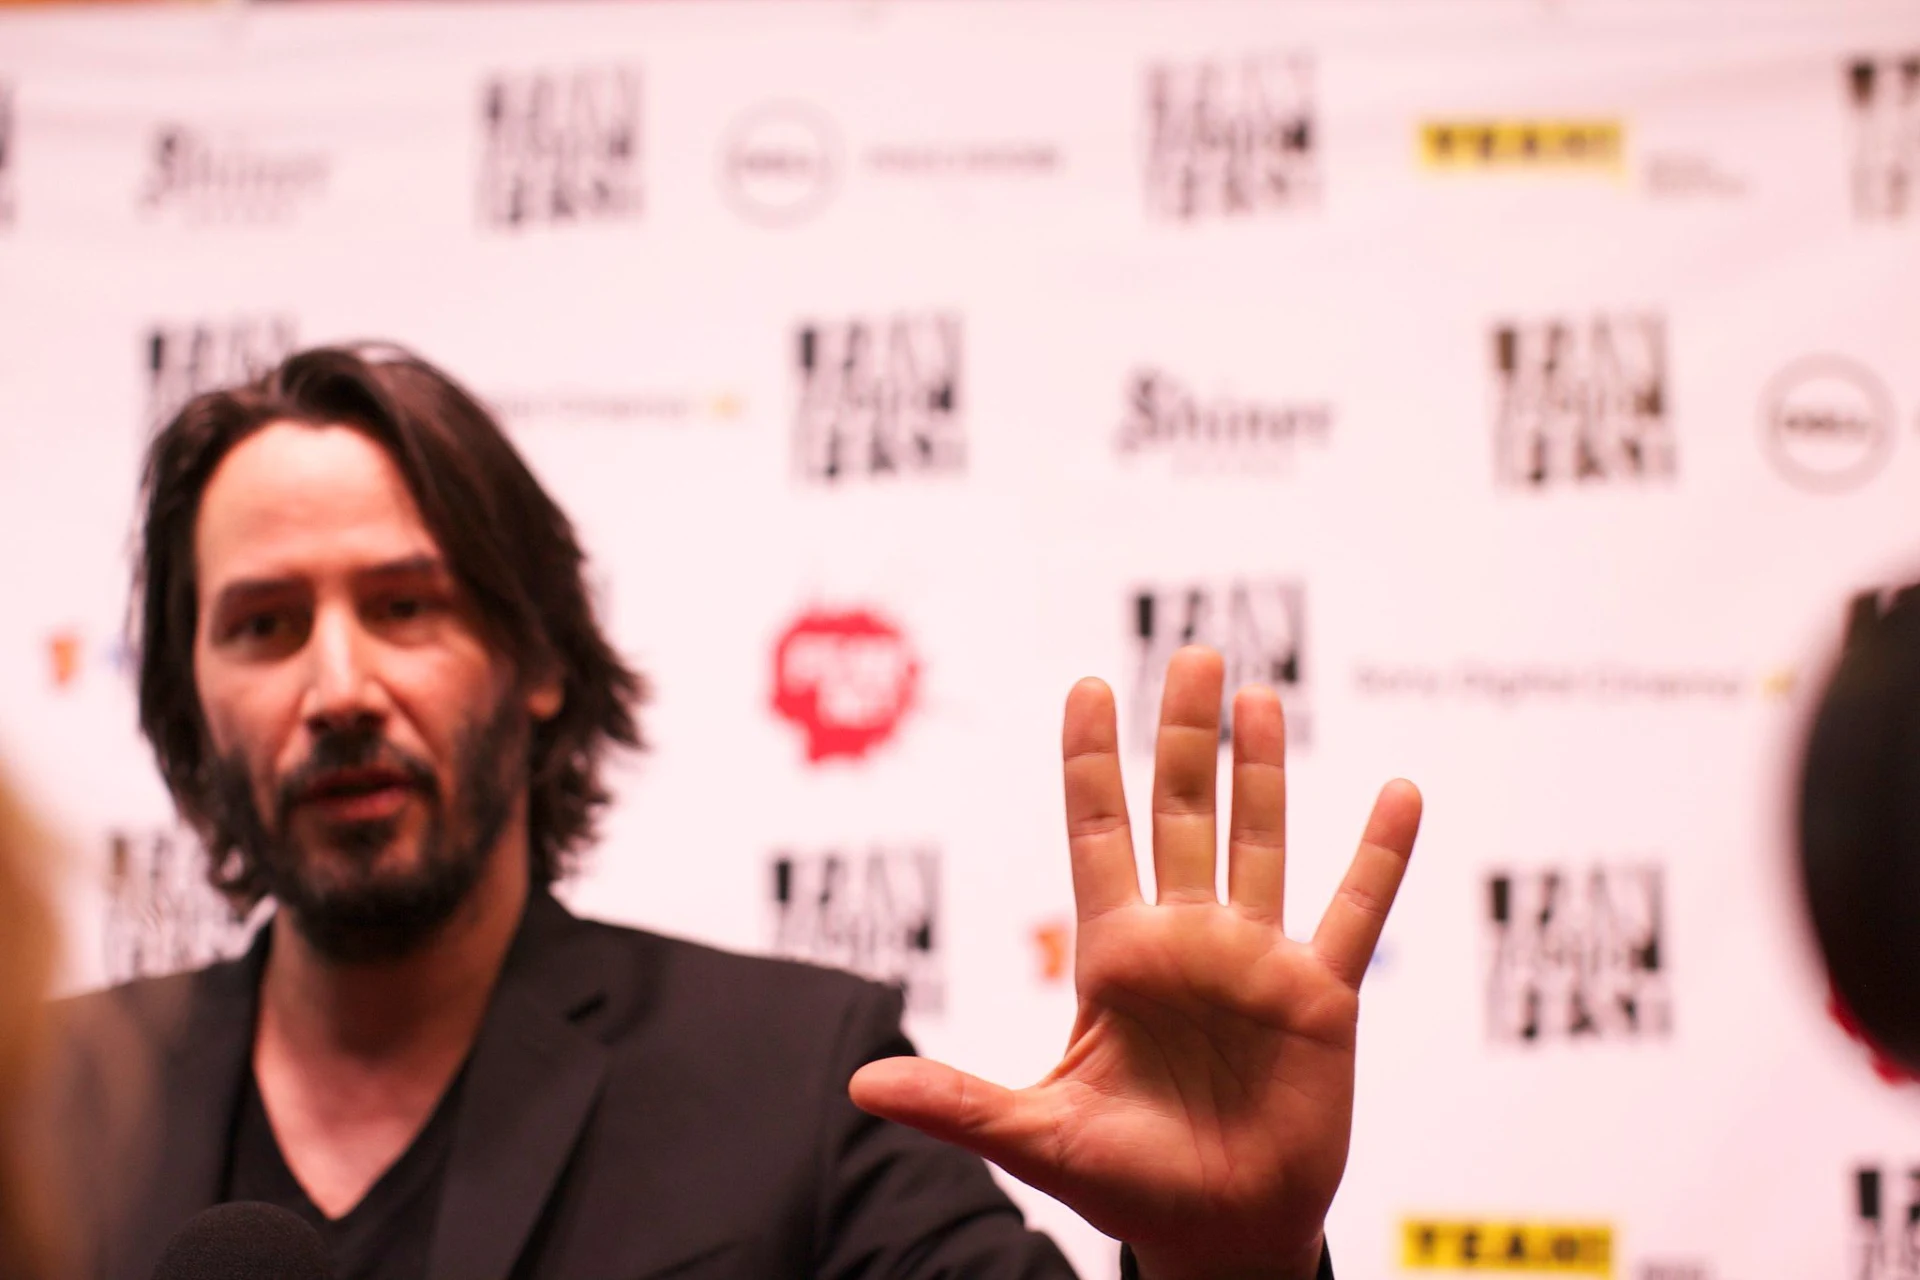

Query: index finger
left=1062, top=677, right=1143, bottom=921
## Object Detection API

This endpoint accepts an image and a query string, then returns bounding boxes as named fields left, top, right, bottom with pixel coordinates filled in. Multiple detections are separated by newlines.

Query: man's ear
left=524, top=667, right=565, bottom=722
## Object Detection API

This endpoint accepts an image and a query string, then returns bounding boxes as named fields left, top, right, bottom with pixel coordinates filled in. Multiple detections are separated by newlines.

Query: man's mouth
left=296, top=768, right=419, bottom=823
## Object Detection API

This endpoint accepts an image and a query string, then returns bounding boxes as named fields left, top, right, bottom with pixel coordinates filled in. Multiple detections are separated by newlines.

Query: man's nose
left=300, top=604, right=390, bottom=732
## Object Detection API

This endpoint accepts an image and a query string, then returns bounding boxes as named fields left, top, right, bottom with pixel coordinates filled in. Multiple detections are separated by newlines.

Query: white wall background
left=2, top=2, right=1919, bottom=1276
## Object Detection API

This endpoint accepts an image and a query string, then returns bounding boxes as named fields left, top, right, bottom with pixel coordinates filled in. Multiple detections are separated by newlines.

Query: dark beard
left=206, top=698, right=523, bottom=964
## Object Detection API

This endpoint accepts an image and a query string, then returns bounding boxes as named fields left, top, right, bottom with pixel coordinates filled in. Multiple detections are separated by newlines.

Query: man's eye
left=216, top=608, right=304, bottom=653
left=376, top=595, right=439, bottom=623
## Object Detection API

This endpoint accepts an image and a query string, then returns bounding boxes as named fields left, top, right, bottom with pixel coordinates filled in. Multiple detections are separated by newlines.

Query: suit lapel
left=112, top=935, right=264, bottom=1280
left=426, top=892, right=613, bottom=1280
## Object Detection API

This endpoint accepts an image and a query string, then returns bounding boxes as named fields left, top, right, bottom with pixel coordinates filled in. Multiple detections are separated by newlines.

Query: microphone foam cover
left=150, top=1202, right=330, bottom=1280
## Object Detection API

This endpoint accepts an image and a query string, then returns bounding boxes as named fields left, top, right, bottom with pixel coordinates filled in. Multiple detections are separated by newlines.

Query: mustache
left=275, top=727, right=439, bottom=821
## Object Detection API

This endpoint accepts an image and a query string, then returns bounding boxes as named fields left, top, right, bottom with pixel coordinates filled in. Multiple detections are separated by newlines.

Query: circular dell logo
left=1761, top=356, right=1895, bottom=492
left=722, top=103, right=838, bottom=226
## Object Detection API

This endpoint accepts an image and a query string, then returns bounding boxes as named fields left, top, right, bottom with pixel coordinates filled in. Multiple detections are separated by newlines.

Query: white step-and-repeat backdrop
left=3, top=1, right=1919, bottom=1275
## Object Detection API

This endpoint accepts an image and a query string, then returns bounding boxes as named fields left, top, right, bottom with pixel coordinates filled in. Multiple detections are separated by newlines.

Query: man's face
left=192, top=421, right=561, bottom=961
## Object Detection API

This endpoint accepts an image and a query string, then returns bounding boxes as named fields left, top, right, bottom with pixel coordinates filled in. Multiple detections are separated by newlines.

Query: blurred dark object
left=149, top=1203, right=331, bottom=1280
left=1801, top=582, right=1920, bottom=1078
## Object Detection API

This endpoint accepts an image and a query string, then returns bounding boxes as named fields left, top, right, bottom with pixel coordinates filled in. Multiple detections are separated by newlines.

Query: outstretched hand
left=849, top=646, right=1422, bottom=1280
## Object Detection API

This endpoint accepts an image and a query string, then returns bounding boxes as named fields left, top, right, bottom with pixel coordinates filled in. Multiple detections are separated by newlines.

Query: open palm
left=850, top=646, right=1423, bottom=1280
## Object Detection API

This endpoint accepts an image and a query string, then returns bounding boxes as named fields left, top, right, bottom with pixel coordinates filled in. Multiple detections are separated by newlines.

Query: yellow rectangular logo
left=1402, top=1220, right=1613, bottom=1273
left=1419, top=120, right=1624, bottom=170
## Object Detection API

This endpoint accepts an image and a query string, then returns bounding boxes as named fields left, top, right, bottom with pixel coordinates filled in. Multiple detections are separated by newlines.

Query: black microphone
left=1799, top=582, right=1920, bottom=1075
left=149, top=1202, right=332, bottom=1280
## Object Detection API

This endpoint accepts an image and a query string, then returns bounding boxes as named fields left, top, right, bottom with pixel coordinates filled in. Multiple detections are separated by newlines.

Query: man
left=51, top=344, right=1421, bottom=1280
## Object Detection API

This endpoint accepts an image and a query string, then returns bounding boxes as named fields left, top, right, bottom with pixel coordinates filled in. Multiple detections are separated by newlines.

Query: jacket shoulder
left=563, top=913, right=907, bottom=1056
left=55, top=954, right=254, bottom=1087
left=52, top=964, right=219, bottom=1042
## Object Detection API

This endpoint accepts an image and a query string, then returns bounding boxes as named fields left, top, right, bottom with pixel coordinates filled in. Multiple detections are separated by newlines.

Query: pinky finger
left=1311, top=779, right=1422, bottom=988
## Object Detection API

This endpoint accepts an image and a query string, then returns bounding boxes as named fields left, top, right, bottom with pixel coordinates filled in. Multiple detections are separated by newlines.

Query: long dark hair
left=134, top=343, right=644, bottom=905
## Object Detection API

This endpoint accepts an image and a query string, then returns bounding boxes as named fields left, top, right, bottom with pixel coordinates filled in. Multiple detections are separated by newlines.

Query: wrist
left=1126, top=1232, right=1327, bottom=1280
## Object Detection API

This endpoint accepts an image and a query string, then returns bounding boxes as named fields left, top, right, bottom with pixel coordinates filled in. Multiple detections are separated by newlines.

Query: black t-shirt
left=223, top=1068, right=467, bottom=1280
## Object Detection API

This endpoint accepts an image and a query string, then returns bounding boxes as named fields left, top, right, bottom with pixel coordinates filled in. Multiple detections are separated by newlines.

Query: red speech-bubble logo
left=772, top=609, right=919, bottom=763
left=47, top=632, right=82, bottom=689
left=1032, top=917, right=1072, bottom=984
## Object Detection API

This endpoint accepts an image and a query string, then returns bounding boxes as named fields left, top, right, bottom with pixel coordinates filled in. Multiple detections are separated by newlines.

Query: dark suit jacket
left=48, top=891, right=1333, bottom=1280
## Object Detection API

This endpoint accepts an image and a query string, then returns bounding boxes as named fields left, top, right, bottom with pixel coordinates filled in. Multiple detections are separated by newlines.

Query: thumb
left=848, top=1057, right=1061, bottom=1183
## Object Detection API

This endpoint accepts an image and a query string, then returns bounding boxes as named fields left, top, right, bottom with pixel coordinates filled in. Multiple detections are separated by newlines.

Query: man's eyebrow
left=208, top=576, right=304, bottom=617
left=208, top=557, right=450, bottom=616
left=355, top=555, right=450, bottom=585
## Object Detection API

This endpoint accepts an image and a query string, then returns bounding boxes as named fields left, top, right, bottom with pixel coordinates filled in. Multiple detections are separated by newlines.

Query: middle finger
left=1151, top=645, right=1224, bottom=904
